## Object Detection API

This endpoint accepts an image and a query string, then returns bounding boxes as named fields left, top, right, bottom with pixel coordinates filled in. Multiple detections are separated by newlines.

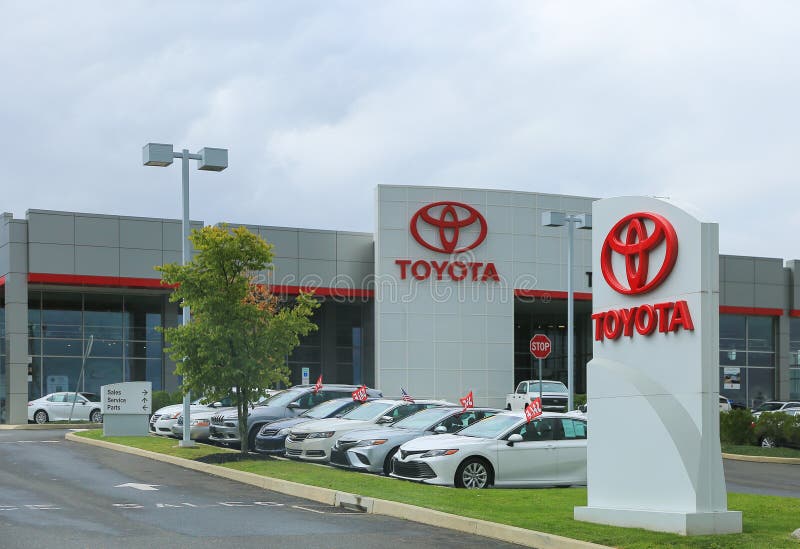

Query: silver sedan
left=330, top=407, right=499, bottom=475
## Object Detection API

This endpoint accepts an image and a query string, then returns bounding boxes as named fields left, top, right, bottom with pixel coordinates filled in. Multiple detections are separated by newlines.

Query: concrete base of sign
left=103, top=415, right=149, bottom=437
left=574, top=506, right=742, bottom=536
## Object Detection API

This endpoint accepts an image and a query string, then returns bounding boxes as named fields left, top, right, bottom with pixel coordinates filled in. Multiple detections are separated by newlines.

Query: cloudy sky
left=1, top=1, right=799, bottom=260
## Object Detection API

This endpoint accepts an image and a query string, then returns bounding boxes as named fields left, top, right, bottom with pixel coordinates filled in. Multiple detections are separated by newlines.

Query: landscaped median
left=68, top=431, right=800, bottom=549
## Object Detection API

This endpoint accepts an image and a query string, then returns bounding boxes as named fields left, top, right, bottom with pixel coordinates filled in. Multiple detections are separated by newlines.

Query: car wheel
left=247, top=426, right=261, bottom=453
left=382, top=446, right=400, bottom=476
left=761, top=437, right=776, bottom=448
left=34, top=410, right=49, bottom=424
left=456, top=458, right=491, bottom=489
left=90, top=409, right=103, bottom=423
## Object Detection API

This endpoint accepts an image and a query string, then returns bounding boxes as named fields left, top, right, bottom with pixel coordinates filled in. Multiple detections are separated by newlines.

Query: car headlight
left=306, top=431, right=335, bottom=439
left=420, top=449, right=459, bottom=458
left=277, top=428, right=291, bottom=437
left=354, top=439, right=387, bottom=447
left=190, top=419, right=210, bottom=427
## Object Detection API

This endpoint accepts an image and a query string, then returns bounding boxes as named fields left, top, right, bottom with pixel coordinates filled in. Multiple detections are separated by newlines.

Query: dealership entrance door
left=513, top=298, right=592, bottom=396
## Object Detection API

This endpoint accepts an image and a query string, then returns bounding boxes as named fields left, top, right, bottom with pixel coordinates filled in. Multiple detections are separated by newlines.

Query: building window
left=790, top=318, right=800, bottom=400
left=0, top=293, right=6, bottom=424
left=28, top=291, right=165, bottom=400
left=719, top=314, right=776, bottom=408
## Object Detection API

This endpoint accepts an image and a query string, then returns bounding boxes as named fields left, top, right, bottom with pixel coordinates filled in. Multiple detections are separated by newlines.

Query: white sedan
left=285, top=399, right=448, bottom=462
left=391, top=411, right=587, bottom=489
left=27, top=392, right=103, bottom=424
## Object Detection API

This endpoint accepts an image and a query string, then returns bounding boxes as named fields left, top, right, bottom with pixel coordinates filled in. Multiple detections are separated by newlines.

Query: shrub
left=574, top=394, right=587, bottom=408
left=152, top=390, right=184, bottom=413
left=719, top=408, right=756, bottom=445
left=753, top=412, right=797, bottom=447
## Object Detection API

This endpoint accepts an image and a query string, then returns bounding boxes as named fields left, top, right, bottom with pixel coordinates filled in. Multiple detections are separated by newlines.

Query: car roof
left=498, top=411, right=584, bottom=420
left=370, top=398, right=453, bottom=405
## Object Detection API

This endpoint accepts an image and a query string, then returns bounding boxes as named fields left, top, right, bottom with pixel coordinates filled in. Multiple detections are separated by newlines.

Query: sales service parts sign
left=574, top=197, right=742, bottom=535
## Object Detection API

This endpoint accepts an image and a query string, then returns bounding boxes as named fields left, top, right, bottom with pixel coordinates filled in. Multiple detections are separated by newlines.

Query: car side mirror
left=434, top=425, right=448, bottom=434
left=81, top=401, right=86, bottom=405
left=287, top=402, right=300, bottom=409
left=507, top=433, right=523, bottom=447
left=377, top=415, right=394, bottom=424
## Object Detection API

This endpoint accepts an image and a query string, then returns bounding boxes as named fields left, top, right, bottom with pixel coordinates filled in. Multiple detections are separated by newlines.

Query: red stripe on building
left=28, top=273, right=174, bottom=289
left=26, top=273, right=374, bottom=298
left=270, top=285, right=374, bottom=298
left=790, top=310, right=800, bottom=318
left=514, top=289, right=593, bottom=301
left=0, top=275, right=5, bottom=288
left=719, top=306, right=784, bottom=316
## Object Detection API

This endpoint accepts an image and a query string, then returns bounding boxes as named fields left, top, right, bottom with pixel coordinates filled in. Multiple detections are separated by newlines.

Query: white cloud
left=1, top=1, right=799, bottom=258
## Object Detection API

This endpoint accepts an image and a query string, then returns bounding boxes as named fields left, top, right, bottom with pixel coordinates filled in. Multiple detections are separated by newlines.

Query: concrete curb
left=722, top=452, right=800, bottom=465
left=66, top=433, right=609, bottom=549
left=0, top=423, right=102, bottom=430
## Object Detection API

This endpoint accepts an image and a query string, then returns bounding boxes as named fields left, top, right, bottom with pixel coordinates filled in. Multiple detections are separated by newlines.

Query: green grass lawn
left=74, top=431, right=800, bottom=548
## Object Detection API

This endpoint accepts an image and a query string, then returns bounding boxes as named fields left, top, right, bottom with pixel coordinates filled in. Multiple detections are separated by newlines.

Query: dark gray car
left=330, top=407, right=499, bottom=475
left=209, top=385, right=382, bottom=449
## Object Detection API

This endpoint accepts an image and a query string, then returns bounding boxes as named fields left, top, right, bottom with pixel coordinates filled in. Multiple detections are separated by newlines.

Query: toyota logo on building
left=600, top=211, right=678, bottom=295
left=409, top=201, right=488, bottom=254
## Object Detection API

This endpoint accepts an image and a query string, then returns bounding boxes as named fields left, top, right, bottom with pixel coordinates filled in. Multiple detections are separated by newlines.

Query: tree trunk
left=238, top=386, right=250, bottom=456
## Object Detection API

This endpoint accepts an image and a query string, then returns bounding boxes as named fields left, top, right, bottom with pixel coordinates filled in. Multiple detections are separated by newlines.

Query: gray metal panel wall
left=26, top=210, right=202, bottom=279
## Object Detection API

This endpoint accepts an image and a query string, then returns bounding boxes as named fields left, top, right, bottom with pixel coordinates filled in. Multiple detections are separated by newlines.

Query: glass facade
left=27, top=291, right=165, bottom=399
left=286, top=299, right=372, bottom=387
left=790, top=317, right=800, bottom=400
left=719, top=314, right=776, bottom=408
left=513, top=299, right=593, bottom=394
left=0, top=292, right=6, bottom=423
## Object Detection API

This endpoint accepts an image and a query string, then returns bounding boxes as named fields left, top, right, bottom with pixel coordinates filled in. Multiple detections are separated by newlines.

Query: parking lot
left=0, top=429, right=524, bottom=549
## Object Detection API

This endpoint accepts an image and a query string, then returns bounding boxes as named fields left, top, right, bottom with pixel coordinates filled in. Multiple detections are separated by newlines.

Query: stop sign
left=529, top=334, right=552, bottom=359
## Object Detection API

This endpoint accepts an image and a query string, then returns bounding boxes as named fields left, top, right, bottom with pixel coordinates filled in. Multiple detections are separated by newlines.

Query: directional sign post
left=530, top=334, right=552, bottom=404
left=101, top=381, right=152, bottom=437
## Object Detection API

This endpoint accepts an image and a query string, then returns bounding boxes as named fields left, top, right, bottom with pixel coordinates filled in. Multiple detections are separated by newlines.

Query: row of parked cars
left=150, top=383, right=588, bottom=489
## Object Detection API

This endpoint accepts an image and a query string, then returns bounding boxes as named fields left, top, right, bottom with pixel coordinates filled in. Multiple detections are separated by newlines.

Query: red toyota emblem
left=409, top=202, right=488, bottom=254
left=601, top=212, right=678, bottom=295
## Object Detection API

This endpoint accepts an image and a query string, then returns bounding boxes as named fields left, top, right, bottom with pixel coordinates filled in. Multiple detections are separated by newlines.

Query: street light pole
left=541, top=211, right=592, bottom=412
left=143, top=143, right=228, bottom=448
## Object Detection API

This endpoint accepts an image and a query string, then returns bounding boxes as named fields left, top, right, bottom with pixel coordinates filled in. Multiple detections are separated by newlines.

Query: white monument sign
left=102, top=381, right=152, bottom=415
left=574, top=197, right=742, bottom=535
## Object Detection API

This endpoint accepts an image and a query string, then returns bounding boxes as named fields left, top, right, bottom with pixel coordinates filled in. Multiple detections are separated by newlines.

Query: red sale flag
left=352, top=385, right=368, bottom=402
left=313, top=375, right=323, bottom=394
left=459, top=390, right=474, bottom=411
left=525, top=397, right=543, bottom=422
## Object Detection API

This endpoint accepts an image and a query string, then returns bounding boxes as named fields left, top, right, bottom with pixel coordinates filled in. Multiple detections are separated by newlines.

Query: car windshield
left=393, top=407, right=456, bottom=430
left=259, top=389, right=303, bottom=408
left=341, top=401, right=395, bottom=421
left=302, top=399, right=351, bottom=419
left=457, top=414, right=520, bottom=439
left=529, top=382, right=568, bottom=393
left=80, top=393, right=101, bottom=402
left=755, top=402, right=784, bottom=412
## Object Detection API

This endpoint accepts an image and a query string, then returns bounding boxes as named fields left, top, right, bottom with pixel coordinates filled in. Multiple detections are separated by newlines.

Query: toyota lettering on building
left=591, top=211, right=693, bottom=341
left=397, top=201, right=500, bottom=282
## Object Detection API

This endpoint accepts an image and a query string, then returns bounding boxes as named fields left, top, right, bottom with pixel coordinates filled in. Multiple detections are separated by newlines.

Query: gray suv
left=209, top=384, right=382, bottom=449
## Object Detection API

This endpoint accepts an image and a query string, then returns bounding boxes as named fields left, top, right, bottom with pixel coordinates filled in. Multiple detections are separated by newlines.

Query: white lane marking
left=114, top=483, right=161, bottom=491
left=292, top=505, right=326, bottom=514
left=0, top=440, right=61, bottom=444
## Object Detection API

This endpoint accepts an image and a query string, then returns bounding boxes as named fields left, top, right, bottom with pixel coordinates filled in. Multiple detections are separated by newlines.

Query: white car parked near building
left=391, top=411, right=587, bottom=489
left=27, top=392, right=103, bottom=424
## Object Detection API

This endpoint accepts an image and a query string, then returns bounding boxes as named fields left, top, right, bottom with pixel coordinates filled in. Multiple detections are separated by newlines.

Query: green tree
left=158, top=225, right=318, bottom=454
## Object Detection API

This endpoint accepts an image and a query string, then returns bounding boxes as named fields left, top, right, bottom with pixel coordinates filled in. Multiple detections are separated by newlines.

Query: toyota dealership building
left=1, top=184, right=799, bottom=423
